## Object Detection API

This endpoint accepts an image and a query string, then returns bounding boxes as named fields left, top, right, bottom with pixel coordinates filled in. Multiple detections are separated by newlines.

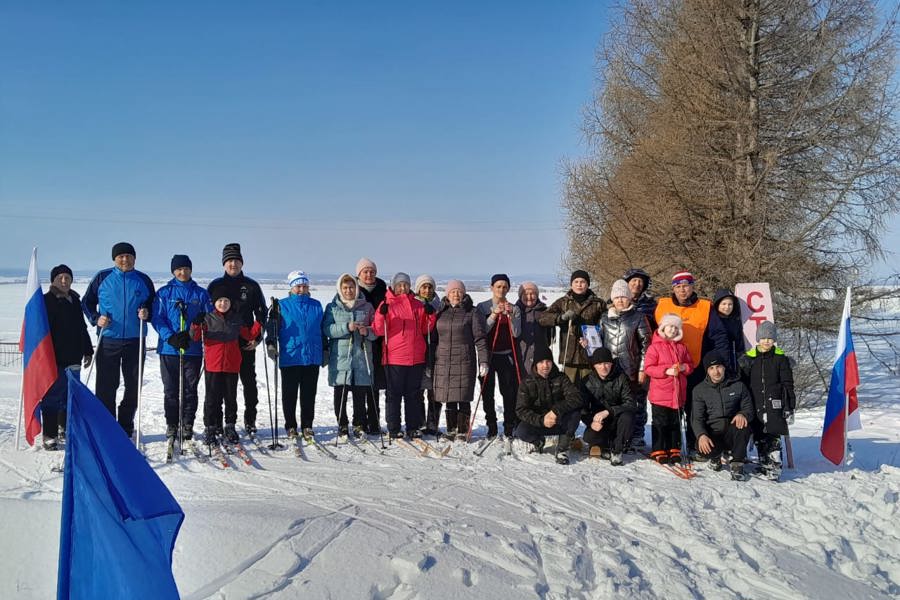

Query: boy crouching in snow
left=192, top=286, right=262, bottom=447
left=691, top=352, right=754, bottom=481
left=514, top=344, right=583, bottom=465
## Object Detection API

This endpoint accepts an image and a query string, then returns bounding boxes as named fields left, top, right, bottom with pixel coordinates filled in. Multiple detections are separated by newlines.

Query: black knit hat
left=570, top=270, right=590, bottom=285
left=623, top=268, right=650, bottom=290
left=209, top=284, right=230, bottom=302
left=533, top=344, right=554, bottom=364
left=222, top=243, right=243, bottom=265
left=170, top=254, right=192, bottom=273
left=50, top=264, right=73, bottom=282
left=588, top=347, right=614, bottom=365
left=490, top=273, right=510, bottom=287
left=702, top=351, right=726, bottom=370
left=111, top=242, right=136, bottom=260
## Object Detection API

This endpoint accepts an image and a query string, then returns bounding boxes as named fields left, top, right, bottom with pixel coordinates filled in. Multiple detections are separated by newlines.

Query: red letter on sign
left=746, top=291, right=765, bottom=313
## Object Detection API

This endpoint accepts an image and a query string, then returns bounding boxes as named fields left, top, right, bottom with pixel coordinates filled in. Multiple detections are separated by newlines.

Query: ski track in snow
left=0, top=284, right=898, bottom=599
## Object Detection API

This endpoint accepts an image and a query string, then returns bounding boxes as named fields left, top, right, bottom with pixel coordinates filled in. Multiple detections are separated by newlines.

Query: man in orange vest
left=654, top=271, right=730, bottom=454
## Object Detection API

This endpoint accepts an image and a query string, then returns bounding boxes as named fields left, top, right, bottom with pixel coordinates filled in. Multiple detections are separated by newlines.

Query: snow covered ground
left=0, top=282, right=897, bottom=599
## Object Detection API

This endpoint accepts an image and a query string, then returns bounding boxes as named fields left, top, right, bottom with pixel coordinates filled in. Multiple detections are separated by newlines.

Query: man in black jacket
left=42, top=265, right=93, bottom=450
left=580, top=348, right=636, bottom=465
left=207, top=243, right=267, bottom=433
left=692, top=352, right=754, bottom=481
left=514, top=344, right=583, bottom=465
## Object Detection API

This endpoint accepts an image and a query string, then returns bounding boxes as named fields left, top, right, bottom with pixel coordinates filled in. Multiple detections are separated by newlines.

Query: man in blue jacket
left=151, top=255, right=212, bottom=442
left=82, top=242, right=155, bottom=437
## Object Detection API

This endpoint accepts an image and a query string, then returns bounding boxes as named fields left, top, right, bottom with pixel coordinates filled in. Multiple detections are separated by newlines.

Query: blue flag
left=58, top=371, right=184, bottom=600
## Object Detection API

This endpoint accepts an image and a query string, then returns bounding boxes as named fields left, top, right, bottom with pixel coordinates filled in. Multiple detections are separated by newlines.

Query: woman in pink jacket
left=644, top=313, right=694, bottom=464
left=372, top=272, right=436, bottom=439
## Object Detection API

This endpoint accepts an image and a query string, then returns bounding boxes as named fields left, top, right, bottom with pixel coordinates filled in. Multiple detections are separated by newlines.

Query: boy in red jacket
left=192, top=286, right=262, bottom=446
left=644, top=313, right=694, bottom=464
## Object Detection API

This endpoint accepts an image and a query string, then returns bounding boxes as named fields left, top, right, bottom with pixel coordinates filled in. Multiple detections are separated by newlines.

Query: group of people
left=37, top=242, right=795, bottom=480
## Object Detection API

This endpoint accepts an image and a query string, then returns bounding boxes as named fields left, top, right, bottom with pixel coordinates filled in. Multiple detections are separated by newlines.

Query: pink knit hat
left=356, top=257, right=377, bottom=276
left=445, top=279, right=466, bottom=295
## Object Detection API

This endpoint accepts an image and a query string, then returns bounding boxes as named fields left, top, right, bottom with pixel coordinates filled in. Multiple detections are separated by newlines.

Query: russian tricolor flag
left=820, top=287, right=861, bottom=465
left=18, top=248, right=57, bottom=446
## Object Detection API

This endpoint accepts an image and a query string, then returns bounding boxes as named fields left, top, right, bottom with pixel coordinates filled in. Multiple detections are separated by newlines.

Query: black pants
left=333, top=385, right=367, bottom=428
left=444, top=402, right=471, bottom=434
left=481, top=352, right=520, bottom=435
left=41, top=365, right=76, bottom=439
left=699, top=423, right=752, bottom=463
left=385, top=364, right=425, bottom=434
left=583, top=410, right=635, bottom=454
left=239, top=348, right=259, bottom=426
left=281, top=365, right=319, bottom=431
left=651, top=404, right=683, bottom=454
left=95, top=337, right=143, bottom=436
left=204, top=371, right=238, bottom=429
left=514, top=410, right=581, bottom=450
left=423, top=388, right=440, bottom=431
left=631, top=382, right=648, bottom=440
left=160, top=354, right=202, bottom=426
left=751, top=421, right=783, bottom=466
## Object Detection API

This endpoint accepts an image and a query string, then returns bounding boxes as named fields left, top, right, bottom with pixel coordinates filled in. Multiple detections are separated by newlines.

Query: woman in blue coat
left=323, top=273, right=377, bottom=437
left=265, top=271, right=324, bottom=440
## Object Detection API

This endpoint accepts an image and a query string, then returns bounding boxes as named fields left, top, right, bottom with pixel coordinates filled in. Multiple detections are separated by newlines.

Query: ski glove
left=192, top=311, right=206, bottom=326
left=783, top=410, right=794, bottom=425
left=423, top=302, right=435, bottom=315
left=560, top=309, right=576, bottom=323
left=167, top=331, right=192, bottom=351
left=479, top=363, right=489, bottom=378
left=379, top=303, right=389, bottom=315
left=266, top=344, right=278, bottom=360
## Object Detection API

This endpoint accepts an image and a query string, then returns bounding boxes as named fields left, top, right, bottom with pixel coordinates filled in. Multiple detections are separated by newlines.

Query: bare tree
left=564, top=0, right=900, bottom=402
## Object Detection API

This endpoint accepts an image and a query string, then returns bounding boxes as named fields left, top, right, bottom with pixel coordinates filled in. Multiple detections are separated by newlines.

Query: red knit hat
left=671, top=271, right=695, bottom=286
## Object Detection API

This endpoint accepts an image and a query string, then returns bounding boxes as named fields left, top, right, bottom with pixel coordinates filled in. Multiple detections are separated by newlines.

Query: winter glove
left=560, top=309, right=576, bottom=323
left=192, top=311, right=207, bottom=326
left=783, top=410, right=794, bottom=425
left=266, top=344, right=278, bottom=360
left=423, top=302, right=435, bottom=315
left=379, top=303, right=389, bottom=315
left=167, top=331, right=192, bottom=351
left=82, top=354, right=93, bottom=369
left=479, top=363, right=489, bottom=378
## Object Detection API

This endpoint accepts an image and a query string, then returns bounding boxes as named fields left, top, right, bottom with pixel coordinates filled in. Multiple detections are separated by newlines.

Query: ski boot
left=302, top=428, right=315, bottom=443
left=165, top=424, right=178, bottom=440
left=600, top=448, right=612, bottom=460
left=730, top=462, right=749, bottom=481
left=223, top=423, right=239, bottom=444
left=486, top=422, right=498, bottom=440
left=338, top=426, right=349, bottom=438
left=42, top=435, right=58, bottom=451
left=408, top=428, right=423, bottom=440
left=352, top=425, right=364, bottom=439
left=529, top=437, right=545, bottom=454
left=442, top=428, right=458, bottom=441
left=650, top=450, right=669, bottom=464
left=244, top=420, right=257, bottom=435
left=57, top=425, right=67, bottom=444
left=555, top=451, right=570, bottom=465
left=182, top=422, right=194, bottom=441
left=610, top=452, right=624, bottom=466
left=389, top=430, right=404, bottom=440
left=204, top=427, right=217, bottom=446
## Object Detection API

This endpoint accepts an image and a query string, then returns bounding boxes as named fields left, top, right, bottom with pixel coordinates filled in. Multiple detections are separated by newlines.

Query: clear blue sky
left=2, top=2, right=896, bottom=282
left=0, top=1, right=610, bottom=280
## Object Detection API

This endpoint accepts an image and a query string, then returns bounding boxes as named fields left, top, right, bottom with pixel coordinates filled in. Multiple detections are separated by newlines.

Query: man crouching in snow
left=691, top=352, right=754, bottom=481
left=514, top=345, right=583, bottom=465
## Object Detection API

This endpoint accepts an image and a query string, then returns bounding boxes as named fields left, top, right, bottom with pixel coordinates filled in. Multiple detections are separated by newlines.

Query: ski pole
left=266, top=297, right=283, bottom=450
left=336, top=379, right=348, bottom=447
left=468, top=313, right=502, bottom=442
left=85, top=319, right=108, bottom=385
left=176, top=300, right=187, bottom=456
left=135, top=310, right=146, bottom=450
left=361, top=339, right=387, bottom=450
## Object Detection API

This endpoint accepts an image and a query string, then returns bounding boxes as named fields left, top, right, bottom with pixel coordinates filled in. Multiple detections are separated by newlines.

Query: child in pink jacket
left=644, top=313, right=694, bottom=464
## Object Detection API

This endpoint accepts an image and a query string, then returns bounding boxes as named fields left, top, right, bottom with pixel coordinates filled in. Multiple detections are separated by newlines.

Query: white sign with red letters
left=734, top=282, right=774, bottom=349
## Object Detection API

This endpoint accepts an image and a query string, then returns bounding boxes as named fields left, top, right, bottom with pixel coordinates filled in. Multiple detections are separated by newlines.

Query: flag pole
left=842, top=286, right=851, bottom=468
left=15, top=360, right=25, bottom=451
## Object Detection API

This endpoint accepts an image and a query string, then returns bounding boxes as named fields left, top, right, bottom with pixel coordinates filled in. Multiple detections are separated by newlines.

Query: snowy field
left=0, top=281, right=898, bottom=599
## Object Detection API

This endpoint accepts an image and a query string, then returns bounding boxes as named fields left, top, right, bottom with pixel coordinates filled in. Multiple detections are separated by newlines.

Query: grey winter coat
left=322, top=293, right=377, bottom=387
left=516, top=298, right=552, bottom=376
left=432, top=295, right=489, bottom=404
left=600, top=305, right=651, bottom=379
